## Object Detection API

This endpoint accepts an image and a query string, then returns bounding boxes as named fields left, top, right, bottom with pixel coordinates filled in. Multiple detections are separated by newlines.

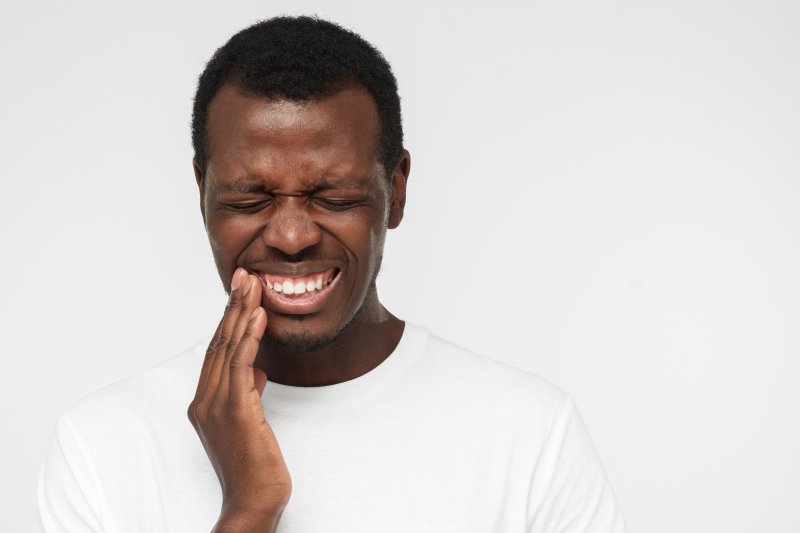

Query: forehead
left=204, top=83, right=382, bottom=189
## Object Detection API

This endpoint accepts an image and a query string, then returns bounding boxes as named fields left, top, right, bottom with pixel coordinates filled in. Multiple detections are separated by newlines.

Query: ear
left=387, top=149, right=410, bottom=229
left=193, top=159, right=206, bottom=224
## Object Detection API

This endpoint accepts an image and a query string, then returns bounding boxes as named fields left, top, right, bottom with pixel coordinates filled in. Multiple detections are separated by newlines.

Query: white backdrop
left=2, top=1, right=799, bottom=531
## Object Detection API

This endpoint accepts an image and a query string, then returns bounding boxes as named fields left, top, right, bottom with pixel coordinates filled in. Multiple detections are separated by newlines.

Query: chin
left=262, top=327, right=340, bottom=353
left=262, top=292, right=370, bottom=354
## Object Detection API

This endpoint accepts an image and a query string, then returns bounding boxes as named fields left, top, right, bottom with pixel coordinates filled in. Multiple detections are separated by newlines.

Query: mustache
left=250, top=242, right=343, bottom=262
left=242, top=247, right=348, bottom=275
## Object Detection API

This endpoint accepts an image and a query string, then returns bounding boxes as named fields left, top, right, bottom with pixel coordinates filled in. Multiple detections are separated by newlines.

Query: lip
left=257, top=268, right=342, bottom=315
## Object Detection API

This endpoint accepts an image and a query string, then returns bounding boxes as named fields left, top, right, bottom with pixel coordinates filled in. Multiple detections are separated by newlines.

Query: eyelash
left=224, top=198, right=361, bottom=213
left=311, top=198, right=361, bottom=211
left=225, top=200, right=273, bottom=213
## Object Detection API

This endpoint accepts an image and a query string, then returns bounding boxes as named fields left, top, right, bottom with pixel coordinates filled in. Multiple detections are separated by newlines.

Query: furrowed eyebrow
left=220, top=177, right=367, bottom=194
left=314, top=174, right=374, bottom=191
left=313, top=181, right=342, bottom=192
left=221, top=183, right=268, bottom=194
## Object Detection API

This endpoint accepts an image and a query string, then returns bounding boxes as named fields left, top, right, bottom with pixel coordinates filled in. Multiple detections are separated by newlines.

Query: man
left=36, top=16, right=626, bottom=532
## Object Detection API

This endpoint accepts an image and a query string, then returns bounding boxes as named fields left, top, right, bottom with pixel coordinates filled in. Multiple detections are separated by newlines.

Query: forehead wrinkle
left=236, top=146, right=375, bottom=190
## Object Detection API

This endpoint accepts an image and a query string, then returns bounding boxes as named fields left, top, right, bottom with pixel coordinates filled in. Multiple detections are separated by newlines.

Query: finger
left=229, top=306, right=268, bottom=402
left=217, top=275, right=261, bottom=398
left=192, top=317, right=224, bottom=400
left=203, top=268, right=248, bottom=398
left=189, top=268, right=246, bottom=426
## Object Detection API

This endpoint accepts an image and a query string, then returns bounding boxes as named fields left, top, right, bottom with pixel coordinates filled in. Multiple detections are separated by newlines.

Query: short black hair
left=191, top=16, right=403, bottom=179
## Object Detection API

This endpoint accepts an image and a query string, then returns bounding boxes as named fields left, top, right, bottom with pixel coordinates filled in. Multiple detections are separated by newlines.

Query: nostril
left=266, top=242, right=324, bottom=264
left=261, top=215, right=323, bottom=257
left=283, top=252, right=307, bottom=262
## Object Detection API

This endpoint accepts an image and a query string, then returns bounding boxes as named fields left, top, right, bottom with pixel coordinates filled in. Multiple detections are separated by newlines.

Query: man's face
left=196, top=83, right=407, bottom=350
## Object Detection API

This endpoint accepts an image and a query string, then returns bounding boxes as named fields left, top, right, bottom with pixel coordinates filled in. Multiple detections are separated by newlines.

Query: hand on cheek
left=187, top=268, right=291, bottom=530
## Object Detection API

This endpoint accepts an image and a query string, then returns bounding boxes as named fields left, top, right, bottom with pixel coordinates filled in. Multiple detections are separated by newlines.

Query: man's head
left=192, top=16, right=404, bottom=181
left=191, top=16, right=409, bottom=352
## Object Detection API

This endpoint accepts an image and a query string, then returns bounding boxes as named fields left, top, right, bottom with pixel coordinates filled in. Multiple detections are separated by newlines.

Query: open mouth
left=256, top=268, right=342, bottom=314
left=260, top=267, right=340, bottom=297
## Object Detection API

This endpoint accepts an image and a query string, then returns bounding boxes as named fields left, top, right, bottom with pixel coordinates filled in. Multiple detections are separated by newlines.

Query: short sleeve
left=526, top=397, right=627, bottom=533
left=35, top=416, right=104, bottom=532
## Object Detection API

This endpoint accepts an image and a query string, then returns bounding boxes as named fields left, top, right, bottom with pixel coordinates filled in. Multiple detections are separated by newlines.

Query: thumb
left=253, top=368, right=268, bottom=396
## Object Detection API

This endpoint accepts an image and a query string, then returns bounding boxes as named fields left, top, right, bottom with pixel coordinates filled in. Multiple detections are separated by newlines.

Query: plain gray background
left=2, top=0, right=799, bottom=531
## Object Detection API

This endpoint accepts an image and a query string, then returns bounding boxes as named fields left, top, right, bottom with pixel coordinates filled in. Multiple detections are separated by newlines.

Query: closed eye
left=311, top=198, right=364, bottom=211
left=222, top=199, right=273, bottom=213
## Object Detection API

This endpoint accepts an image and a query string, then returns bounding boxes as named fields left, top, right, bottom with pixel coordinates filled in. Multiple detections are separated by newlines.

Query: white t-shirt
left=36, top=323, right=627, bottom=532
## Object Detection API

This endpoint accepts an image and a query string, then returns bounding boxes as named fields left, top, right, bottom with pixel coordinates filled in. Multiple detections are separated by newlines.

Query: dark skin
left=187, top=83, right=410, bottom=532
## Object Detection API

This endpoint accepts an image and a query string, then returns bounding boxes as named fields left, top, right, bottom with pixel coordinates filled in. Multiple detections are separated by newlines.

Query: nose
left=261, top=196, right=323, bottom=257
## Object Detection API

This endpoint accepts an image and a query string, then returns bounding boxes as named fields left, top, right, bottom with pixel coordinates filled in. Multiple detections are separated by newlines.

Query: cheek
left=368, top=223, right=387, bottom=254
left=207, top=215, right=262, bottom=259
left=341, top=213, right=387, bottom=273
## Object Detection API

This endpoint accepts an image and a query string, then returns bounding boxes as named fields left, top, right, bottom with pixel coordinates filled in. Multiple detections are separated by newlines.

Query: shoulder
left=59, top=341, right=207, bottom=442
left=409, top=323, right=570, bottom=426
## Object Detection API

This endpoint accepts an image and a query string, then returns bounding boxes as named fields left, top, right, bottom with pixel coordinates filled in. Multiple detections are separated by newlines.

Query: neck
left=256, top=293, right=405, bottom=387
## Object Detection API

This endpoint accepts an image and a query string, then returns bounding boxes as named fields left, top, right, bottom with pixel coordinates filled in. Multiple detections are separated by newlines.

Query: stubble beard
left=260, top=254, right=383, bottom=354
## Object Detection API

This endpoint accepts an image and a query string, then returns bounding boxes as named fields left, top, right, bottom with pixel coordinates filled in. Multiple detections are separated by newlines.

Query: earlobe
left=193, top=160, right=207, bottom=223
left=387, top=149, right=410, bottom=229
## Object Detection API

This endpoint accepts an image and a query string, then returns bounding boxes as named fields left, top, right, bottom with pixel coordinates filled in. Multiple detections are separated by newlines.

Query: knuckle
left=226, top=292, right=242, bottom=310
left=206, top=333, right=225, bottom=354
left=229, top=356, right=247, bottom=369
left=204, top=343, right=218, bottom=359
left=216, top=331, right=232, bottom=347
left=190, top=400, right=211, bottom=424
left=208, top=330, right=224, bottom=349
left=241, top=329, right=258, bottom=344
left=187, top=402, right=201, bottom=425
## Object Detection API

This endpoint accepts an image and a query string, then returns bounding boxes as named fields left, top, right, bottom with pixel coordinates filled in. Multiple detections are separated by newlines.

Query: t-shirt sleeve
left=526, top=396, right=627, bottom=533
left=35, top=415, right=104, bottom=532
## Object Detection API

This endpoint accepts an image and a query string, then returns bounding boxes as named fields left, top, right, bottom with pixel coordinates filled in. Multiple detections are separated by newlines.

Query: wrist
left=213, top=506, right=285, bottom=533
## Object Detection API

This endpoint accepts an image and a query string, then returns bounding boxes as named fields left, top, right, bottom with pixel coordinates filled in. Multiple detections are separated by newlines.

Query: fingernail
left=243, top=275, right=255, bottom=296
left=231, top=268, right=243, bottom=292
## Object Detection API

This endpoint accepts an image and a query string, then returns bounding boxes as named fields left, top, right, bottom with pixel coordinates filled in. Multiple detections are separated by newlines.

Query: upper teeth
left=267, top=274, right=334, bottom=294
